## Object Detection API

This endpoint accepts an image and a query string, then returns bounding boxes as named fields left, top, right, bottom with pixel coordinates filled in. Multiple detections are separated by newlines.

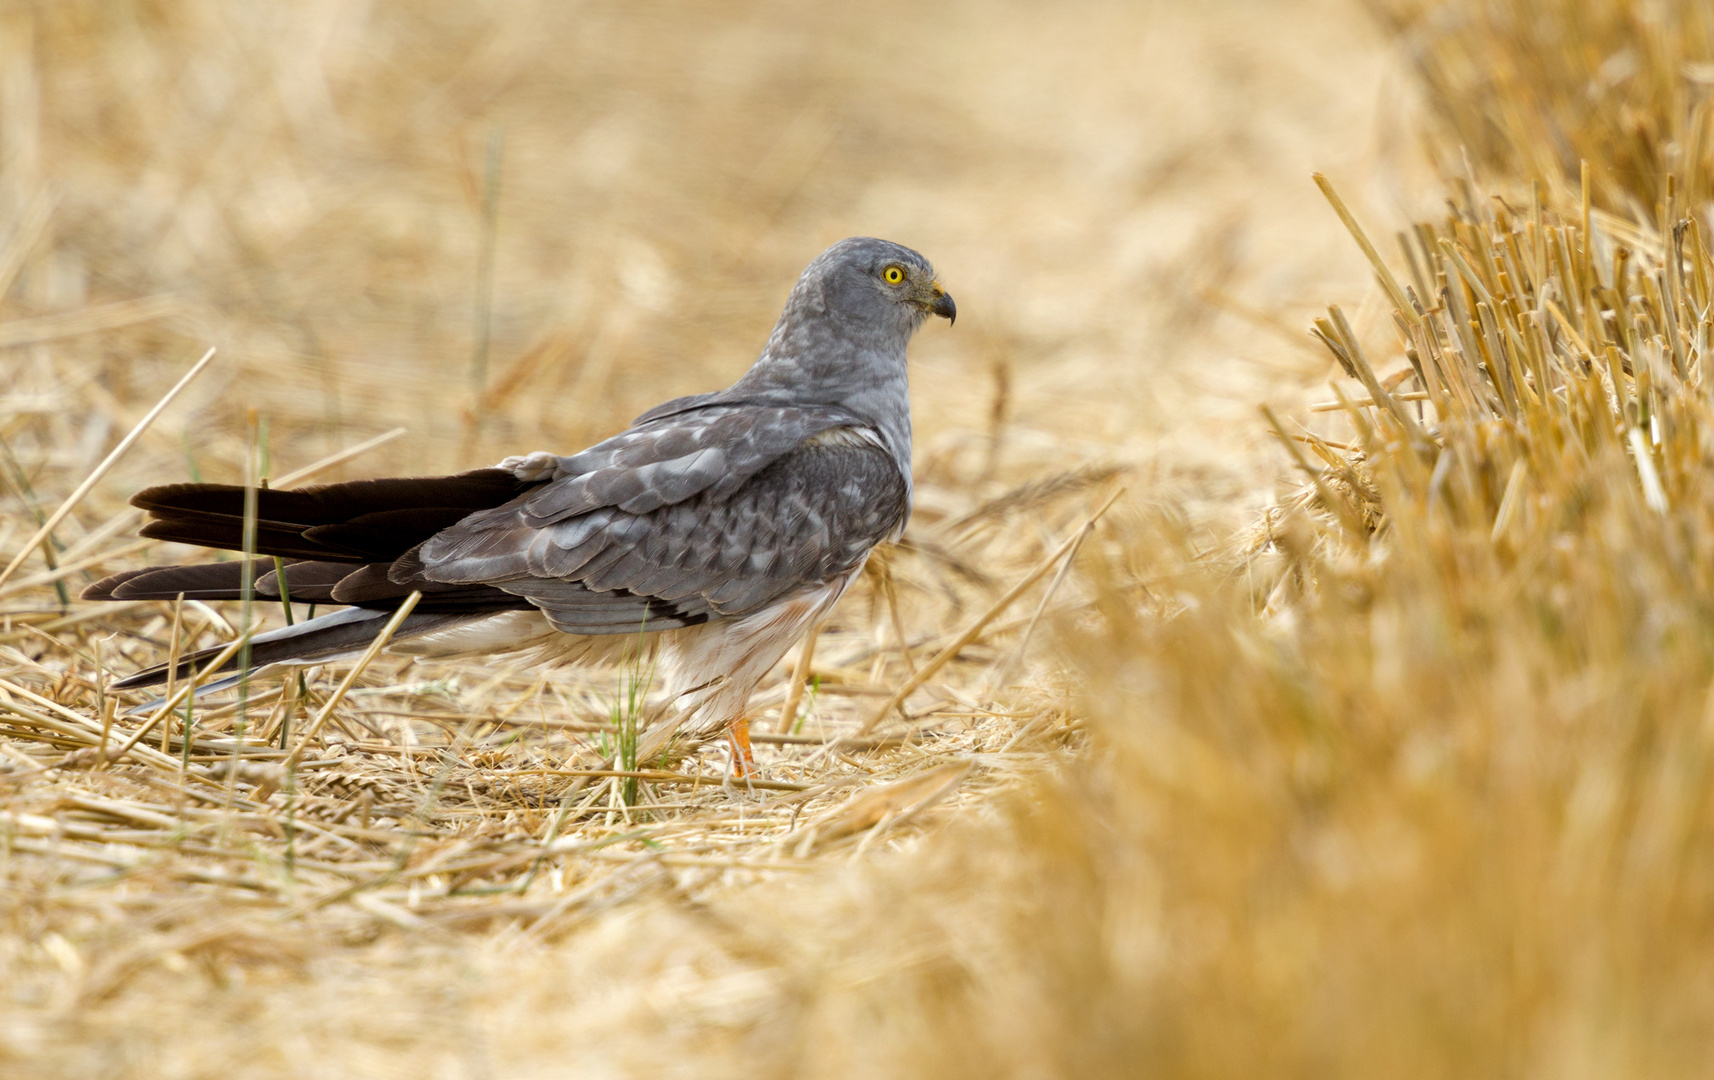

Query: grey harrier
left=85, top=237, right=955, bottom=772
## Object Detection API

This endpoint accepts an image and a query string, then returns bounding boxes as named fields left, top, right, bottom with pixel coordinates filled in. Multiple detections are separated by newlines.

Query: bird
left=83, top=237, right=955, bottom=774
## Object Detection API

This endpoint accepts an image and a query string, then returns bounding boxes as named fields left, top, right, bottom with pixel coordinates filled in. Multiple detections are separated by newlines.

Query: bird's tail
left=108, top=605, right=472, bottom=691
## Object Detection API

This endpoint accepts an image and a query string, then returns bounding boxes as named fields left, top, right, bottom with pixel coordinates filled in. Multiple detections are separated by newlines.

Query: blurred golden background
left=7, top=0, right=1714, bottom=1076
left=2, top=0, right=1389, bottom=511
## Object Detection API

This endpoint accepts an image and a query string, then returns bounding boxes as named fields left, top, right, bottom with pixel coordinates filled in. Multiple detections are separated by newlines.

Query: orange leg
left=726, top=715, right=757, bottom=778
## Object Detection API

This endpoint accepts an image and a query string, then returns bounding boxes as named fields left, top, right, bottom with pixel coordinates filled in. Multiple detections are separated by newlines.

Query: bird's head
left=738, top=236, right=955, bottom=408
left=799, top=237, right=956, bottom=340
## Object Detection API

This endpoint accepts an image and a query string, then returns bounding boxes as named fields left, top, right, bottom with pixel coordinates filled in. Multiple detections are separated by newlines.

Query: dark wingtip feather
left=125, top=471, right=539, bottom=564
left=82, top=568, right=159, bottom=601
left=110, top=561, right=285, bottom=601
left=258, top=560, right=355, bottom=603
left=129, top=482, right=239, bottom=513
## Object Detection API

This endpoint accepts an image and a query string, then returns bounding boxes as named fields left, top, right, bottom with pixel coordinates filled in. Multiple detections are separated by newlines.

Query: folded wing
left=87, top=412, right=907, bottom=643
left=507, top=403, right=868, bottom=523
left=399, top=437, right=909, bottom=634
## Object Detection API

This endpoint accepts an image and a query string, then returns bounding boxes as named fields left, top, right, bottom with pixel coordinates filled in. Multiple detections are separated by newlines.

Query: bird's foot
left=726, top=716, right=757, bottom=779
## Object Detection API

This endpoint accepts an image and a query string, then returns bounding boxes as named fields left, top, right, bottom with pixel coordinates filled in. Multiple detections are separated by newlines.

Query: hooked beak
left=927, top=283, right=956, bottom=324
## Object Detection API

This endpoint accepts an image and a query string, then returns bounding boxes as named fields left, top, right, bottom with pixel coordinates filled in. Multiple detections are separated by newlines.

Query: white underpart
left=657, top=567, right=857, bottom=728
left=388, top=609, right=560, bottom=657
left=394, top=565, right=865, bottom=757
left=164, top=564, right=863, bottom=758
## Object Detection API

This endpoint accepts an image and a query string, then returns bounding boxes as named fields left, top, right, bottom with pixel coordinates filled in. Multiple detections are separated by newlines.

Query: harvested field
left=5, top=0, right=1712, bottom=1075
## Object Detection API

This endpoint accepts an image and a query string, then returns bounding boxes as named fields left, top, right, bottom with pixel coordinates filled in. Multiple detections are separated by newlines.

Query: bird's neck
left=734, top=339, right=912, bottom=460
left=731, top=283, right=920, bottom=484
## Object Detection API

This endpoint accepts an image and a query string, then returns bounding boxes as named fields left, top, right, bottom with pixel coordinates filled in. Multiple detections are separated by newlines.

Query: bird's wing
left=94, top=405, right=887, bottom=629
left=493, top=403, right=869, bottom=525
left=400, top=435, right=909, bottom=634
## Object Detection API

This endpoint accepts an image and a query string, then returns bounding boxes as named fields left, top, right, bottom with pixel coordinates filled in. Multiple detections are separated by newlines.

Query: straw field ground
left=3, top=0, right=1713, bottom=1075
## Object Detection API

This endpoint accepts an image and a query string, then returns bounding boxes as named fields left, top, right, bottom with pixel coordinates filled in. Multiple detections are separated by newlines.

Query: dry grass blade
left=936, top=463, right=1127, bottom=537
left=1313, top=172, right=1418, bottom=323
left=776, top=625, right=819, bottom=734
left=860, top=486, right=1122, bottom=735
left=284, top=591, right=423, bottom=767
left=1308, top=391, right=1432, bottom=412
left=0, top=190, right=55, bottom=301
left=272, top=428, right=409, bottom=488
left=2, top=0, right=1623, bottom=1075
left=0, top=347, right=214, bottom=590
left=786, top=758, right=974, bottom=852
left=0, top=294, right=181, bottom=349
left=0, top=538, right=154, bottom=603
left=106, top=630, right=262, bottom=763
left=534, top=768, right=809, bottom=793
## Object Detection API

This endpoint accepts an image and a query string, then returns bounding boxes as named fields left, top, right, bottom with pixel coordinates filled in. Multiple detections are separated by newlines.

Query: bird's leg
left=726, top=716, right=757, bottom=778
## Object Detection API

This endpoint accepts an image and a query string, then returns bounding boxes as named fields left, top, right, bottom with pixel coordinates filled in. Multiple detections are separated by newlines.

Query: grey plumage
left=90, top=236, right=953, bottom=763
left=457, top=437, right=909, bottom=633
left=402, top=236, right=942, bottom=638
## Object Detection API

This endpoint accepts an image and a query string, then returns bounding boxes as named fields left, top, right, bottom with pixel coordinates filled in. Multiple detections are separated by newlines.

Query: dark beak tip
left=931, top=292, right=957, bottom=324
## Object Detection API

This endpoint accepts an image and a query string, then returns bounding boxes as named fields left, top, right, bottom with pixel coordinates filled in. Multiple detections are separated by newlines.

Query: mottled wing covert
left=402, top=439, right=908, bottom=634
left=498, top=404, right=869, bottom=525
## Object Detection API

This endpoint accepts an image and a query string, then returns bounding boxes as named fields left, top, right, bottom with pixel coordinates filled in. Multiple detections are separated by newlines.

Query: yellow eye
left=883, top=266, right=905, bottom=285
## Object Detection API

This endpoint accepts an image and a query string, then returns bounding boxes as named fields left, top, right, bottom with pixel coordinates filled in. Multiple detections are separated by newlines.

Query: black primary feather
left=130, top=469, right=537, bottom=562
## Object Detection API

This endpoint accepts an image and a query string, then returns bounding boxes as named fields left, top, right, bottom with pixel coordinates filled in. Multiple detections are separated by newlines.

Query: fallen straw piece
left=528, top=768, right=810, bottom=793
left=0, top=294, right=181, bottom=350
left=0, top=346, right=215, bottom=592
left=272, top=427, right=408, bottom=488
left=859, top=486, right=1123, bottom=736
left=0, top=539, right=155, bottom=603
left=284, top=591, right=423, bottom=768
left=107, top=628, right=260, bottom=764
left=776, top=625, right=820, bottom=733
